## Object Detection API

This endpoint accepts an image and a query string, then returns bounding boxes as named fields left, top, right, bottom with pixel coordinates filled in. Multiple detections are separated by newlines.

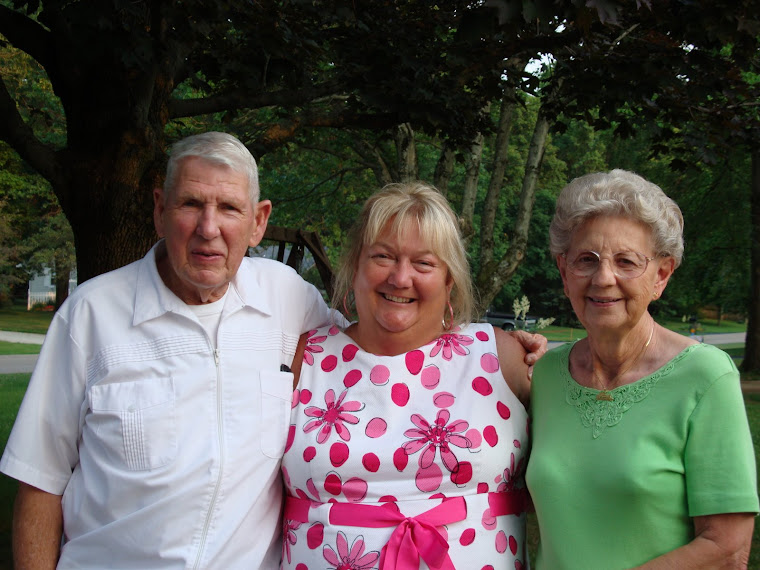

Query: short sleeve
left=0, top=309, right=87, bottom=494
left=685, top=368, right=759, bottom=516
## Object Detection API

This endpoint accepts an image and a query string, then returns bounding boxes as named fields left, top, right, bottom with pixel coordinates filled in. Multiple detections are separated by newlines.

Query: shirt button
left=127, top=404, right=136, bottom=413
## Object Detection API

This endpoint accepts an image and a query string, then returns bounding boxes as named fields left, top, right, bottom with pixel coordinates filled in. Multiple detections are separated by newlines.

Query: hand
left=509, top=330, right=548, bottom=378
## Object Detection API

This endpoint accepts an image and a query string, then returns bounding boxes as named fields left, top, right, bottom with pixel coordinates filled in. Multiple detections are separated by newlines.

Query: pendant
left=596, top=390, right=614, bottom=402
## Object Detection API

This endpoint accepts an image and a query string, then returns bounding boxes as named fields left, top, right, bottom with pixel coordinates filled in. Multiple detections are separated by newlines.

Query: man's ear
left=153, top=188, right=165, bottom=238
left=249, top=199, right=272, bottom=247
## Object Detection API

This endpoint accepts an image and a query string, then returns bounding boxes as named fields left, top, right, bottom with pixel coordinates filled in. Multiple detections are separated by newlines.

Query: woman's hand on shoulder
left=508, top=329, right=548, bottom=371
left=493, top=328, right=533, bottom=407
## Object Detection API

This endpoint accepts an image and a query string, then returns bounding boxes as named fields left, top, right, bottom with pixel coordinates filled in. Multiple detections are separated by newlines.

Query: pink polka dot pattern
left=324, top=473, right=342, bottom=495
left=460, top=528, right=476, bottom=546
left=362, top=453, right=380, bottom=472
left=450, top=461, right=473, bottom=485
left=306, top=523, right=324, bottom=549
left=329, top=442, right=349, bottom=467
left=342, top=343, right=359, bottom=361
left=365, top=417, right=387, bottom=438
left=321, top=355, right=337, bottom=372
left=416, top=463, right=443, bottom=492
left=343, top=369, right=362, bottom=388
left=281, top=324, right=528, bottom=569
left=421, top=365, right=441, bottom=389
left=433, top=391, right=455, bottom=408
left=405, top=349, right=424, bottom=374
left=393, top=447, right=409, bottom=471
left=495, top=530, right=508, bottom=553
left=342, top=477, right=368, bottom=502
left=391, top=383, right=410, bottom=406
left=370, top=364, right=390, bottom=385
left=483, top=426, right=498, bottom=447
left=481, top=352, right=500, bottom=373
left=465, top=428, right=482, bottom=448
left=472, top=376, right=493, bottom=396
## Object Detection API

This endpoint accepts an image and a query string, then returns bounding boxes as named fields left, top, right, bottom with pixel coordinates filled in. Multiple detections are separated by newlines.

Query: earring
left=653, top=292, right=659, bottom=300
left=442, top=301, right=454, bottom=331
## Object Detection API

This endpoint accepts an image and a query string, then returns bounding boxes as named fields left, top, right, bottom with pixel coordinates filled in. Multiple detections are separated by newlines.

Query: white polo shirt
left=0, top=242, right=337, bottom=569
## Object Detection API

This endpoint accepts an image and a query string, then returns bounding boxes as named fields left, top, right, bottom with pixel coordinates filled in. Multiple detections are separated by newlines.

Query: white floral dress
left=280, top=323, right=529, bottom=570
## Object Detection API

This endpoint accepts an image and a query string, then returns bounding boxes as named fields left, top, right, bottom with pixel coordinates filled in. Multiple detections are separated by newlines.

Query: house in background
left=27, top=267, right=77, bottom=310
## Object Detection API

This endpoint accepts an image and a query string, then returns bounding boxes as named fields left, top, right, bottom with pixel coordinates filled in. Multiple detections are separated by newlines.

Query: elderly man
left=1, top=132, right=340, bottom=569
left=2, top=132, right=545, bottom=569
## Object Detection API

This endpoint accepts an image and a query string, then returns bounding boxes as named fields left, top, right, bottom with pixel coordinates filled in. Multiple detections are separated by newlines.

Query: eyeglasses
left=562, top=250, right=656, bottom=279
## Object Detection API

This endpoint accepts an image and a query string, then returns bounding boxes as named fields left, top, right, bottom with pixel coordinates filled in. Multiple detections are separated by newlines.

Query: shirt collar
left=132, top=241, right=273, bottom=326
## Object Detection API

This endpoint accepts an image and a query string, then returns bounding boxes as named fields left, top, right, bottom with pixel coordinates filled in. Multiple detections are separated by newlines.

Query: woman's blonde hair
left=333, top=182, right=475, bottom=327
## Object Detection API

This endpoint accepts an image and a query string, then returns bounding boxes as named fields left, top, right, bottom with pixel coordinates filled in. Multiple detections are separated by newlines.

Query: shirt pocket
left=88, top=377, right=177, bottom=471
left=259, top=370, right=294, bottom=459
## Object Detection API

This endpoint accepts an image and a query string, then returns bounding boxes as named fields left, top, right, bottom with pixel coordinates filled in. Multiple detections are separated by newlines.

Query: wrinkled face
left=352, top=221, right=453, bottom=350
left=153, top=156, right=270, bottom=304
left=557, top=215, right=674, bottom=335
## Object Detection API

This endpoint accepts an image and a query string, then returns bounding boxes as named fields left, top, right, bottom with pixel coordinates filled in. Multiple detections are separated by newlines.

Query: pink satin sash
left=284, top=489, right=527, bottom=570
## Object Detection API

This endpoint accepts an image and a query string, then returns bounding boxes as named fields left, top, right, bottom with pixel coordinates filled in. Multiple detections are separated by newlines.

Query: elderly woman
left=280, top=182, right=539, bottom=569
left=526, top=169, right=759, bottom=569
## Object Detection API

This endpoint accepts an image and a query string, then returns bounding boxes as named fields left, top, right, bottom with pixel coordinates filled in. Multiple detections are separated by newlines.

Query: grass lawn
left=0, top=343, right=40, bottom=356
left=0, top=305, right=53, bottom=335
left=541, top=316, right=746, bottom=342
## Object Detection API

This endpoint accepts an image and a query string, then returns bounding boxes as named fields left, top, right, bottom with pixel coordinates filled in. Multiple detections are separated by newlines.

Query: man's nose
left=196, top=207, right=221, bottom=239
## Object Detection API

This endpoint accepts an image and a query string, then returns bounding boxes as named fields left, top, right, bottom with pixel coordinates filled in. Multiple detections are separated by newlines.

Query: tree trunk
left=460, top=132, right=484, bottom=244
left=474, top=107, right=550, bottom=315
left=60, top=130, right=165, bottom=283
left=395, top=123, right=418, bottom=182
left=54, top=262, right=71, bottom=310
left=479, top=96, right=516, bottom=270
left=433, top=142, right=455, bottom=198
left=742, top=147, right=760, bottom=373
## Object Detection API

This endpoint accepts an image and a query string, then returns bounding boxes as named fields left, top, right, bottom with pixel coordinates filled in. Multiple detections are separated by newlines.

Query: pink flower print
left=302, top=329, right=329, bottom=366
left=323, top=531, right=380, bottom=570
left=304, top=389, right=363, bottom=444
left=401, top=409, right=471, bottom=472
left=428, top=333, right=474, bottom=360
left=282, top=518, right=301, bottom=564
left=496, top=452, right=525, bottom=493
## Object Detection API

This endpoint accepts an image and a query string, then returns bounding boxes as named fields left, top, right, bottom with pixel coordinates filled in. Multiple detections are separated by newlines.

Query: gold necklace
left=593, top=322, right=655, bottom=402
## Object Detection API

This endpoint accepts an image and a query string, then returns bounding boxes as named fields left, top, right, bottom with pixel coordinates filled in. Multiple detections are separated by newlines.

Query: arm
left=494, top=328, right=531, bottom=406
left=12, top=482, right=63, bottom=570
left=634, top=512, right=754, bottom=569
left=290, top=332, right=309, bottom=390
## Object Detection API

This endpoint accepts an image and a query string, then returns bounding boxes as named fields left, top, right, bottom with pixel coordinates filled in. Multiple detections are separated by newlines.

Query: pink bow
left=329, top=498, right=466, bottom=570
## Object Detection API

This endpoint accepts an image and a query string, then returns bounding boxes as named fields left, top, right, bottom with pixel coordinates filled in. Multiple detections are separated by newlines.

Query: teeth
left=384, top=294, right=412, bottom=303
left=590, top=297, right=618, bottom=303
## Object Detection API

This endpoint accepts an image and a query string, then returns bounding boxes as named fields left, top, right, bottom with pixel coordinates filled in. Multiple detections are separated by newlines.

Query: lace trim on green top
left=565, top=343, right=700, bottom=439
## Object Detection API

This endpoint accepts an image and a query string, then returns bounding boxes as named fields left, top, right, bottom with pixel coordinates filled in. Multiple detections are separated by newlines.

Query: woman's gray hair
left=164, top=132, right=259, bottom=203
left=333, top=182, right=475, bottom=327
left=549, top=169, right=684, bottom=267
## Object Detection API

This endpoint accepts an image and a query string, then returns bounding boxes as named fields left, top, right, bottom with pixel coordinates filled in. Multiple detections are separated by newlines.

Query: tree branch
left=0, top=5, right=54, bottom=68
left=0, top=75, right=60, bottom=185
left=168, top=81, right=346, bottom=119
